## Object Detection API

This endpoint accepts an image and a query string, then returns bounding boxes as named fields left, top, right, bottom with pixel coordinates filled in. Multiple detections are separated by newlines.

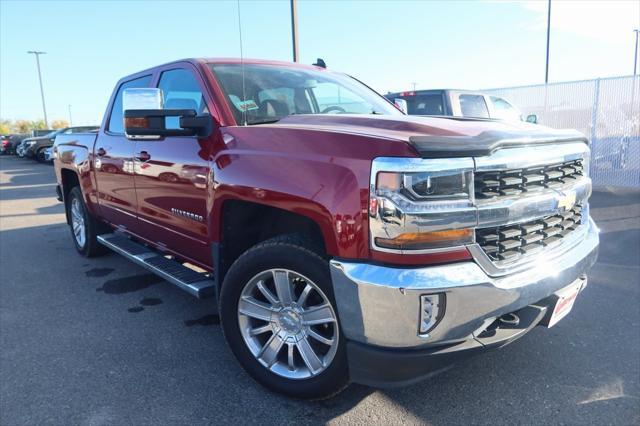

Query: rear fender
left=56, top=144, right=99, bottom=216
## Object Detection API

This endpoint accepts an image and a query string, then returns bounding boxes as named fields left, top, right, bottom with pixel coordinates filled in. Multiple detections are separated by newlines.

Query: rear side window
left=108, top=75, right=152, bottom=134
left=459, top=94, right=489, bottom=118
left=411, top=94, right=444, bottom=115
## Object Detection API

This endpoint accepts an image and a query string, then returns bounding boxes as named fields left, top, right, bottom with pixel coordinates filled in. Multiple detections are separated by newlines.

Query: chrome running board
left=97, top=233, right=215, bottom=299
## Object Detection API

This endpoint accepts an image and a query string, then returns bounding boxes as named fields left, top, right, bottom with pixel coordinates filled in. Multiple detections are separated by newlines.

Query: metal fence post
left=590, top=78, right=601, bottom=143
left=589, top=78, right=601, bottom=180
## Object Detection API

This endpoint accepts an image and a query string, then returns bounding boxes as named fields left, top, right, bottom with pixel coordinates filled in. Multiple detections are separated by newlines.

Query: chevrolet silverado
left=53, top=58, right=598, bottom=399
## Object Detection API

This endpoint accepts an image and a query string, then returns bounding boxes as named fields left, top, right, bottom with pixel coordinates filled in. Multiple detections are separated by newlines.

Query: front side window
left=459, top=94, right=489, bottom=118
left=158, top=68, right=207, bottom=114
left=490, top=96, right=523, bottom=122
left=108, top=75, right=152, bottom=134
left=210, top=63, right=401, bottom=125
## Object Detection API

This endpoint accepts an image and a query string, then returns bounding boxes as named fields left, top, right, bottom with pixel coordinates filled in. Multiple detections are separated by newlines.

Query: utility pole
left=411, top=82, right=418, bottom=91
left=291, top=0, right=299, bottom=62
left=68, top=105, right=73, bottom=126
left=634, top=29, right=639, bottom=75
left=27, top=51, right=48, bottom=128
left=545, top=0, right=551, bottom=83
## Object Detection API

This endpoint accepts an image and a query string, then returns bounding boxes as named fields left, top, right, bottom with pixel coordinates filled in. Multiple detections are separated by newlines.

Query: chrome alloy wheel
left=237, top=269, right=339, bottom=379
left=70, top=197, right=86, bottom=248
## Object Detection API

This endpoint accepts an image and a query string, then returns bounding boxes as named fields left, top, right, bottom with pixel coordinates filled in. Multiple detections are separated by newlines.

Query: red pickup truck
left=54, top=58, right=598, bottom=399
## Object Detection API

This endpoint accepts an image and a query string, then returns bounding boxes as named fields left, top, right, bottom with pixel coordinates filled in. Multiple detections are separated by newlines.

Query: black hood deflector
left=408, top=129, right=589, bottom=158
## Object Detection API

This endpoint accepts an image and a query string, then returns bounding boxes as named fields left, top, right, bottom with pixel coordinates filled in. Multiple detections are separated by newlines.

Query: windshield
left=44, top=128, right=65, bottom=138
left=209, top=63, right=401, bottom=125
left=490, top=96, right=523, bottom=122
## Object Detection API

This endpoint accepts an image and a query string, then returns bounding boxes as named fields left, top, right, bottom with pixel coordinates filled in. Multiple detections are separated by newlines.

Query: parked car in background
left=54, top=58, right=597, bottom=399
left=5, top=134, right=29, bottom=155
left=386, top=89, right=538, bottom=124
left=44, top=147, right=54, bottom=162
left=16, top=138, right=30, bottom=157
left=0, top=135, right=9, bottom=154
left=32, top=129, right=54, bottom=137
left=24, top=126, right=99, bottom=162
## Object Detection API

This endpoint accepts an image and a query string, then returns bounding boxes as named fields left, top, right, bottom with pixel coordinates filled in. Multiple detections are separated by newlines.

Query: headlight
left=377, top=169, right=473, bottom=202
left=370, top=157, right=476, bottom=252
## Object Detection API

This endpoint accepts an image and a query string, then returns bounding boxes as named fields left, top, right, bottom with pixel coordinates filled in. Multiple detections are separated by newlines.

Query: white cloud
left=520, top=0, right=640, bottom=44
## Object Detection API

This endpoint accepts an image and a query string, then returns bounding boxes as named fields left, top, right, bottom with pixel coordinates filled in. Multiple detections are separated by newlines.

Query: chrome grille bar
left=475, top=159, right=584, bottom=200
left=477, top=205, right=583, bottom=262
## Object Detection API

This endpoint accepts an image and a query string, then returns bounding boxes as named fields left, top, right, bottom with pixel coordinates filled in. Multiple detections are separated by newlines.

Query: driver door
left=133, top=66, right=213, bottom=267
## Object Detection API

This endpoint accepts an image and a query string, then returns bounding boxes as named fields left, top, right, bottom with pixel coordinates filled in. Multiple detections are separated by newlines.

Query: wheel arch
left=214, top=198, right=332, bottom=289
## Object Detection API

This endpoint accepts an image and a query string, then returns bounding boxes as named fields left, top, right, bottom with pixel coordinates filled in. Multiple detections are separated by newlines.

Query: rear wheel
left=36, top=148, right=46, bottom=163
left=220, top=235, right=349, bottom=399
left=66, top=187, right=108, bottom=257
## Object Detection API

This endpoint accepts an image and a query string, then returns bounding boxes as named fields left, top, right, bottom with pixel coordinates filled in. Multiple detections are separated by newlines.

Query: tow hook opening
left=499, top=313, right=520, bottom=327
left=475, top=304, right=547, bottom=347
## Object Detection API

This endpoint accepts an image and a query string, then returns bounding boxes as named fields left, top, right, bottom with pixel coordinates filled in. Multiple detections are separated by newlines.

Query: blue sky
left=1, top=0, right=638, bottom=125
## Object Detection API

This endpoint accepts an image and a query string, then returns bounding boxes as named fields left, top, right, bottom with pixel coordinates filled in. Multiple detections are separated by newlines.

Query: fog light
left=420, top=294, right=444, bottom=335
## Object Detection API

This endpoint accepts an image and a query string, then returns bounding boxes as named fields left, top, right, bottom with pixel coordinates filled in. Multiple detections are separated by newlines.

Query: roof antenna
left=236, top=0, right=247, bottom=126
left=313, top=58, right=326, bottom=68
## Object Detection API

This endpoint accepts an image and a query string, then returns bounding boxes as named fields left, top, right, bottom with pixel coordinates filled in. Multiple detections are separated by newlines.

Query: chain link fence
left=485, top=75, right=640, bottom=188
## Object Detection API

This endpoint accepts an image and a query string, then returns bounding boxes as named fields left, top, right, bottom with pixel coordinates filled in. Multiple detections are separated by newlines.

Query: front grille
left=475, top=159, right=584, bottom=199
left=476, top=205, right=583, bottom=262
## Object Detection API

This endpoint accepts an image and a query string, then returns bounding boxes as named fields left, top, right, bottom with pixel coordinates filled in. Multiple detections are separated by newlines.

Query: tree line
left=0, top=119, right=70, bottom=135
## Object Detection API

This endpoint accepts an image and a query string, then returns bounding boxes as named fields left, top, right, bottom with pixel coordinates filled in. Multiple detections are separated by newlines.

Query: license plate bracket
left=539, top=277, right=587, bottom=328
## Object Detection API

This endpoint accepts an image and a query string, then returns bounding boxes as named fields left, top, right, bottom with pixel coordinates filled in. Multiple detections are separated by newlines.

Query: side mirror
left=394, top=98, right=408, bottom=114
left=123, top=88, right=213, bottom=139
left=526, top=114, right=538, bottom=124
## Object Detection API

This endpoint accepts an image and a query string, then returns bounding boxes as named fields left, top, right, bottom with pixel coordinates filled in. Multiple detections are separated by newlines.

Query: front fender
left=210, top=150, right=369, bottom=259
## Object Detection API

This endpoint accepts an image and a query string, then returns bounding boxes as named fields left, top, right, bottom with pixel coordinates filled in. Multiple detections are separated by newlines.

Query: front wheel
left=220, top=235, right=349, bottom=399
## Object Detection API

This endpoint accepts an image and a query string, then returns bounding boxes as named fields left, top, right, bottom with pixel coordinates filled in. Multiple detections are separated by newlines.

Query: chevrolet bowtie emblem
left=557, top=191, right=577, bottom=211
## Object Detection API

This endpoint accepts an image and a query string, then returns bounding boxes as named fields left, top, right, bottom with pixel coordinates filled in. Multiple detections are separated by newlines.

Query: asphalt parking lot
left=1, top=155, right=638, bottom=425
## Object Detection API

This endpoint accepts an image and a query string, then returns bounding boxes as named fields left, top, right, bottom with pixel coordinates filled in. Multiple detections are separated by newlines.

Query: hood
left=270, top=114, right=587, bottom=158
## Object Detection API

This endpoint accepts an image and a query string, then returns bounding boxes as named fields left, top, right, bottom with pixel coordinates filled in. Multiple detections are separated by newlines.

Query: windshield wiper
left=247, top=118, right=283, bottom=125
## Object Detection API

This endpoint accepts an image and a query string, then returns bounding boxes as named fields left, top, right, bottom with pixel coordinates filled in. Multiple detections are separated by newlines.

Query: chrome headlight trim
left=370, top=157, right=476, bottom=254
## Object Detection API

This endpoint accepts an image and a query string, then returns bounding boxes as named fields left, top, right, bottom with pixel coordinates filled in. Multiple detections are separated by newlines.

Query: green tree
left=0, top=119, right=11, bottom=134
left=31, top=120, right=47, bottom=130
left=50, top=119, right=69, bottom=129
left=14, top=120, right=32, bottom=133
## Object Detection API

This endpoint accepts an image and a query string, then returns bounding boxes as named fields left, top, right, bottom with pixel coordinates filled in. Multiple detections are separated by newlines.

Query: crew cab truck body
left=54, top=58, right=598, bottom=399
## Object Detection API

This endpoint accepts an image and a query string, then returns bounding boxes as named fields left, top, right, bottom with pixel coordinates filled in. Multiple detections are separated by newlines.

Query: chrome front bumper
left=330, top=217, right=599, bottom=349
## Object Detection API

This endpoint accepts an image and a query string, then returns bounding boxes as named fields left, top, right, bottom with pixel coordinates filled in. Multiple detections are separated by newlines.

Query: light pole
left=290, top=0, right=299, bottom=62
left=633, top=29, right=639, bottom=75
left=545, top=0, right=551, bottom=83
left=68, top=105, right=73, bottom=126
left=411, top=82, right=418, bottom=91
left=27, top=50, right=48, bottom=128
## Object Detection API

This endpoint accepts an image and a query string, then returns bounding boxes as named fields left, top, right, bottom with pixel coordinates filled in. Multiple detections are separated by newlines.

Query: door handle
left=135, top=151, right=151, bottom=162
left=96, top=147, right=107, bottom=157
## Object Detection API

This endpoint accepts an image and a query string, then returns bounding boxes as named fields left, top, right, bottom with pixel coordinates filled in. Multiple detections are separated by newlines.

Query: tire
left=36, top=148, right=46, bottom=163
left=66, top=187, right=108, bottom=257
left=219, top=235, right=349, bottom=400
